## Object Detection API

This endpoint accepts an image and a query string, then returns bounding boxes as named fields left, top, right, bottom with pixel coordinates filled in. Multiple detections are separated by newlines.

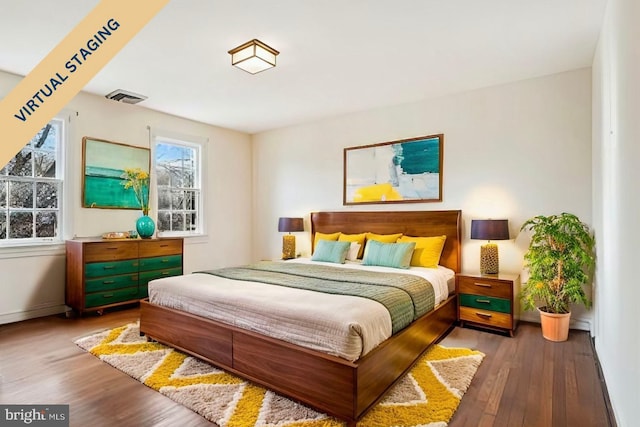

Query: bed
left=139, top=210, right=461, bottom=426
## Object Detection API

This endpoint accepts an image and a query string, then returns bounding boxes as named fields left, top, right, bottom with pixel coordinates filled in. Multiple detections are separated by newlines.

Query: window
left=153, top=137, right=203, bottom=236
left=0, top=119, right=64, bottom=244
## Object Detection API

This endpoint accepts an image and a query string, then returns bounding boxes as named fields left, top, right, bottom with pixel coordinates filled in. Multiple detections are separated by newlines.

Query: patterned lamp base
left=282, top=234, right=296, bottom=260
left=480, top=243, right=499, bottom=274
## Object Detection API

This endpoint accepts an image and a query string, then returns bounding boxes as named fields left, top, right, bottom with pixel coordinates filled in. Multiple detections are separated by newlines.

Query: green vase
left=136, top=215, right=155, bottom=239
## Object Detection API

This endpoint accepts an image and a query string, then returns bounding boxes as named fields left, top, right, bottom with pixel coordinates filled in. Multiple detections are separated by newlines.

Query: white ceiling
left=0, top=0, right=607, bottom=134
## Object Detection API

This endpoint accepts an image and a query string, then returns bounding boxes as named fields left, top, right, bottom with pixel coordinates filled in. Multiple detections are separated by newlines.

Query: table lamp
left=470, top=219, right=510, bottom=274
left=278, top=217, right=304, bottom=260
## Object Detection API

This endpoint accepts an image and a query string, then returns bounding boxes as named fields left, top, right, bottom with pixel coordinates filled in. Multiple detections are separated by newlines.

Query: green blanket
left=197, top=261, right=435, bottom=334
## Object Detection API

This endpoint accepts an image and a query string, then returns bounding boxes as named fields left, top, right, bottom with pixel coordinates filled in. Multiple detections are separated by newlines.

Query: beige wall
left=0, top=69, right=253, bottom=324
left=252, top=68, right=593, bottom=328
left=592, top=0, right=640, bottom=424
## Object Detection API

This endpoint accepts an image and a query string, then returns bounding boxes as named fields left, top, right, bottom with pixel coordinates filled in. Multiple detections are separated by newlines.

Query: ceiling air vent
left=105, top=89, right=147, bottom=104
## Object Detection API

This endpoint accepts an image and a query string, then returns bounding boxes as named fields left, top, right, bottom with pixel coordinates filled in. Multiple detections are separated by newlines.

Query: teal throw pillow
left=362, top=240, right=416, bottom=269
left=311, top=240, right=351, bottom=264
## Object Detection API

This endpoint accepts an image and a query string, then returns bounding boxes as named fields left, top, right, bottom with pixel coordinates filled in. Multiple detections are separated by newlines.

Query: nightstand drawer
left=457, top=276, right=512, bottom=299
left=459, top=306, right=512, bottom=329
left=459, top=294, right=511, bottom=313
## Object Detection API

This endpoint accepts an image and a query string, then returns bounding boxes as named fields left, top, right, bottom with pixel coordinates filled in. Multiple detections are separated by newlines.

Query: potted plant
left=520, top=213, right=595, bottom=342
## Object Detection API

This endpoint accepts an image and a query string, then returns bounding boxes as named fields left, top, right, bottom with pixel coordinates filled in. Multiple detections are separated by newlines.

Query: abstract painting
left=344, top=134, right=443, bottom=205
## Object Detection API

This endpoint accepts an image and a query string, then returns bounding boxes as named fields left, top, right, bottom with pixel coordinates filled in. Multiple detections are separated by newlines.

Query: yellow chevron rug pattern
left=75, top=323, right=484, bottom=426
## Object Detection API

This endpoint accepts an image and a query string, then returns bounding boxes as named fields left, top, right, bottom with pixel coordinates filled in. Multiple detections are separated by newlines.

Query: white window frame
left=0, top=116, right=67, bottom=248
left=152, top=133, right=205, bottom=237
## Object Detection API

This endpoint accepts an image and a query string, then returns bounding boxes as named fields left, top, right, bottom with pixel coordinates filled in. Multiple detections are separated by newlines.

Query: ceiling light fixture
left=228, top=39, right=279, bottom=74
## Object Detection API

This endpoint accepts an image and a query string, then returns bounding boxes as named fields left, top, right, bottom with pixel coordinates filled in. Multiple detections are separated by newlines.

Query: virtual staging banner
left=0, top=0, right=170, bottom=168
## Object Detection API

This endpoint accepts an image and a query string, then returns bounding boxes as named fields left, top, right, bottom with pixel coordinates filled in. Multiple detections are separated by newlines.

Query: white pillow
left=346, top=242, right=361, bottom=261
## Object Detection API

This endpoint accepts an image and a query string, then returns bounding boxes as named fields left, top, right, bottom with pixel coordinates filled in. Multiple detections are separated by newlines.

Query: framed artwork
left=343, top=134, right=443, bottom=205
left=82, top=137, right=150, bottom=209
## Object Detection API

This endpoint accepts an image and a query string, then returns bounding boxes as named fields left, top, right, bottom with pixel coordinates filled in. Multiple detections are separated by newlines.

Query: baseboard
left=591, top=338, right=618, bottom=427
left=0, top=304, right=68, bottom=325
left=571, top=318, right=591, bottom=332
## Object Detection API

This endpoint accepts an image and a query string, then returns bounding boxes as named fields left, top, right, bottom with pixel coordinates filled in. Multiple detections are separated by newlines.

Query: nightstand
left=456, top=272, right=521, bottom=336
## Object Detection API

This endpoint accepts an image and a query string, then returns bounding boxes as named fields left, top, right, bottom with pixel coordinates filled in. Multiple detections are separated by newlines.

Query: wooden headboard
left=310, top=210, right=462, bottom=273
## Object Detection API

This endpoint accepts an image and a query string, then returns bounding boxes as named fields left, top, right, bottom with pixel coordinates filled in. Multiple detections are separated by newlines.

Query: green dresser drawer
left=137, top=284, right=149, bottom=299
left=85, top=274, right=139, bottom=292
left=459, top=294, right=511, bottom=313
left=138, top=255, right=182, bottom=272
left=85, top=260, right=139, bottom=278
left=139, top=267, right=183, bottom=286
left=85, top=287, right=139, bottom=308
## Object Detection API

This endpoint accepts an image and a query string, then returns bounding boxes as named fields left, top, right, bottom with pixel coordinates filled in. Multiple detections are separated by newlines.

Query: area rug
left=75, top=323, right=484, bottom=427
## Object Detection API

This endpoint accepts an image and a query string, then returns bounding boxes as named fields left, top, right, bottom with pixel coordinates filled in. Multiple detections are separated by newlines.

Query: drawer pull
left=161, top=271, right=171, bottom=275
left=102, top=280, right=115, bottom=284
left=107, top=247, right=119, bottom=250
left=161, top=259, right=169, bottom=263
left=475, top=311, right=493, bottom=318
left=160, top=244, right=169, bottom=248
left=474, top=282, right=492, bottom=288
left=476, top=299, right=491, bottom=304
left=103, top=293, right=114, bottom=298
left=103, top=265, right=115, bottom=270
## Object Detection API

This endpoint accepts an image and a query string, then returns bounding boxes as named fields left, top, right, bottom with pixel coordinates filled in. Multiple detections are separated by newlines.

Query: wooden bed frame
left=140, top=210, right=461, bottom=426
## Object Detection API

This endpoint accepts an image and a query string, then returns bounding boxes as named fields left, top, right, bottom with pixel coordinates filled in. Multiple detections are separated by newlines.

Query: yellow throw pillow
left=397, top=235, right=447, bottom=268
left=313, top=232, right=341, bottom=252
left=365, top=232, right=403, bottom=244
left=338, top=233, right=367, bottom=258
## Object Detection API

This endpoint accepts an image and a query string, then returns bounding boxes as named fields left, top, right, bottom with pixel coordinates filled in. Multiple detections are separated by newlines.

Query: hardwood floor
left=445, top=324, right=614, bottom=427
left=0, top=306, right=614, bottom=426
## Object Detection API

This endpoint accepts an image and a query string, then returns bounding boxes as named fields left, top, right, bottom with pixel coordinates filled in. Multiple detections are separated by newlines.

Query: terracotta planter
left=538, top=308, right=571, bottom=342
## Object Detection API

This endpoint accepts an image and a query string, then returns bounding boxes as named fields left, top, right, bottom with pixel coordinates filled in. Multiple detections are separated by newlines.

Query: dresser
left=456, top=272, right=521, bottom=336
left=66, top=238, right=183, bottom=315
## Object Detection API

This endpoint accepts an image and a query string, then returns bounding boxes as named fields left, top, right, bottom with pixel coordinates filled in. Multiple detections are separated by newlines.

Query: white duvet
left=148, top=258, right=454, bottom=361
